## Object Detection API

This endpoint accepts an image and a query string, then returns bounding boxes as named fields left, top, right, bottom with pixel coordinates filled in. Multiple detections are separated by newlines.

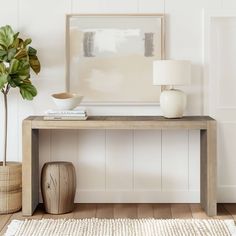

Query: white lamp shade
left=153, top=60, right=191, bottom=86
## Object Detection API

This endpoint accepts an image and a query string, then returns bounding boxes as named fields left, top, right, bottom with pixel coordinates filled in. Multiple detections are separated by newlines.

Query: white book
left=44, top=116, right=88, bottom=121
left=45, top=110, right=87, bottom=117
left=45, top=109, right=86, bottom=115
left=45, top=113, right=87, bottom=117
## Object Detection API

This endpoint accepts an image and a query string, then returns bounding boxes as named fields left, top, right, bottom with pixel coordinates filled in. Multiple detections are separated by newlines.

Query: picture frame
left=66, top=14, right=165, bottom=105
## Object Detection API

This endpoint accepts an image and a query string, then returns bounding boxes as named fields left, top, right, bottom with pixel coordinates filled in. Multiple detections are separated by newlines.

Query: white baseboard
left=39, top=190, right=200, bottom=203
left=39, top=187, right=236, bottom=203
left=74, top=190, right=200, bottom=203
left=218, top=185, right=236, bottom=202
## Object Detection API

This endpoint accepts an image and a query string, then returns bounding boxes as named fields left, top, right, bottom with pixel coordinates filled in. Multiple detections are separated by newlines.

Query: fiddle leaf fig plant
left=0, top=25, right=40, bottom=166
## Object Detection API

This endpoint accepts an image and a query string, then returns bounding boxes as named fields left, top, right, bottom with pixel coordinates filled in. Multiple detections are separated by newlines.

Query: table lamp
left=153, top=60, right=191, bottom=118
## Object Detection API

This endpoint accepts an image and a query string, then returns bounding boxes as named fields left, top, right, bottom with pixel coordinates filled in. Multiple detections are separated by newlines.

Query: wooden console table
left=22, top=116, right=216, bottom=216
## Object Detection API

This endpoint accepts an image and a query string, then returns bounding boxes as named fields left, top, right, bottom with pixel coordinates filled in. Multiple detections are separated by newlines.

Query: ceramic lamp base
left=160, top=89, right=187, bottom=118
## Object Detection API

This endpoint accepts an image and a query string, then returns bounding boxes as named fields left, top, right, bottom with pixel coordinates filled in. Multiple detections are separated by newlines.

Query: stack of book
left=44, top=109, right=88, bottom=120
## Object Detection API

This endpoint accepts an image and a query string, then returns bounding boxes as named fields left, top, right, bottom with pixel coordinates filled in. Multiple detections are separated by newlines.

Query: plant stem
left=3, top=91, right=8, bottom=166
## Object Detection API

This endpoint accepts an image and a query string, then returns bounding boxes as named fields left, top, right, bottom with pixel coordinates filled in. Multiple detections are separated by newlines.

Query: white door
left=204, top=10, right=236, bottom=202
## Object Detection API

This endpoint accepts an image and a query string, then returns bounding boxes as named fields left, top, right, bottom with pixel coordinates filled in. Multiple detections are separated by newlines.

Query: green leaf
left=28, top=46, right=37, bottom=56
left=0, top=49, right=7, bottom=61
left=14, top=48, right=27, bottom=60
left=9, top=59, right=30, bottom=78
left=24, top=38, right=32, bottom=47
left=0, top=73, right=8, bottom=90
left=9, top=58, right=19, bottom=74
left=18, top=74, right=30, bottom=81
left=19, top=82, right=37, bottom=100
left=12, top=37, right=24, bottom=49
left=8, top=75, right=23, bottom=87
left=8, top=78, right=17, bottom=88
left=7, top=48, right=17, bottom=61
left=8, top=59, right=30, bottom=80
left=18, top=60, right=30, bottom=76
left=0, top=63, right=6, bottom=73
left=13, top=32, right=19, bottom=40
left=0, top=49, right=7, bottom=57
left=29, top=55, right=41, bottom=74
left=0, top=25, right=15, bottom=49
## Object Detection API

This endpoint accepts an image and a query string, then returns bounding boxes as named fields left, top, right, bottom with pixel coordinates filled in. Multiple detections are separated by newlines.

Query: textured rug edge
left=5, top=220, right=23, bottom=236
left=225, top=220, right=236, bottom=235
left=5, top=218, right=236, bottom=236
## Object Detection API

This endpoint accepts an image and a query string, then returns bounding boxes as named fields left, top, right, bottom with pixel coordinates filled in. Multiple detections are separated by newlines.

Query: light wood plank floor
left=0, top=203, right=235, bottom=235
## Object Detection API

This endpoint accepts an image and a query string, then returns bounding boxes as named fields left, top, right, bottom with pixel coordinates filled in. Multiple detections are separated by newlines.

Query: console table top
left=24, top=116, right=215, bottom=130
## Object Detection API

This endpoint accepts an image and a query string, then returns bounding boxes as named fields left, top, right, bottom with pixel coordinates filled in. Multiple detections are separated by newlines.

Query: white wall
left=0, top=0, right=235, bottom=203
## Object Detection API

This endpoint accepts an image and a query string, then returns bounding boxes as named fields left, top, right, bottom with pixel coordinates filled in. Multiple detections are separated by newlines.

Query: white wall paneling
left=165, top=0, right=221, bottom=115
left=72, top=0, right=102, bottom=13
left=101, top=0, right=138, bottom=13
left=76, top=129, right=200, bottom=203
left=77, top=130, right=106, bottom=190
left=106, top=130, right=133, bottom=191
left=1, top=0, right=236, bottom=203
left=72, top=0, right=137, bottom=13
left=133, top=130, right=161, bottom=190
left=51, top=130, right=78, bottom=163
left=222, top=0, right=236, bottom=9
left=188, top=130, right=200, bottom=191
left=138, top=0, right=164, bottom=13
left=162, top=130, right=189, bottom=190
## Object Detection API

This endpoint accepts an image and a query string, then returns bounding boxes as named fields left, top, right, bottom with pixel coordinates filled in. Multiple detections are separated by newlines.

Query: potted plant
left=0, top=25, right=40, bottom=214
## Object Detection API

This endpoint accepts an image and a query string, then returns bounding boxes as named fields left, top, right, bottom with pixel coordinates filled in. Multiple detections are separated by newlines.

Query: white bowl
left=52, top=92, right=83, bottom=110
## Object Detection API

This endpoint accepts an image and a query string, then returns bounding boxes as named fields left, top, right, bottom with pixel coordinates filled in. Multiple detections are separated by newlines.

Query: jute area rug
left=5, top=218, right=236, bottom=236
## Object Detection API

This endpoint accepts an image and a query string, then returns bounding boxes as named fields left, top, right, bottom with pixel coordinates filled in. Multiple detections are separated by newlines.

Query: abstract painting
left=66, top=14, right=165, bottom=105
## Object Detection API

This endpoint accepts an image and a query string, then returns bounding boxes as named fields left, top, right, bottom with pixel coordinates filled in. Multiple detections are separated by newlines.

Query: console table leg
left=200, top=121, right=217, bottom=216
left=22, top=120, right=39, bottom=216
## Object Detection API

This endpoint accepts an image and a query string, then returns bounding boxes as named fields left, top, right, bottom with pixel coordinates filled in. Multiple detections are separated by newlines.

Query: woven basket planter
left=0, top=162, right=22, bottom=214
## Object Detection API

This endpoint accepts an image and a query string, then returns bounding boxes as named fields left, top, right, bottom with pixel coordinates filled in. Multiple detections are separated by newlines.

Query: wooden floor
left=0, top=203, right=236, bottom=235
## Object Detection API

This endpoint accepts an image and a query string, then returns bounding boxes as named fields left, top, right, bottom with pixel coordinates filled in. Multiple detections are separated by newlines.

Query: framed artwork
left=66, top=14, right=165, bottom=105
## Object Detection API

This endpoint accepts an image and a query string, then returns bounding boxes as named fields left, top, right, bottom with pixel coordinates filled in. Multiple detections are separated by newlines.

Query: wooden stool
left=41, top=162, right=76, bottom=214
